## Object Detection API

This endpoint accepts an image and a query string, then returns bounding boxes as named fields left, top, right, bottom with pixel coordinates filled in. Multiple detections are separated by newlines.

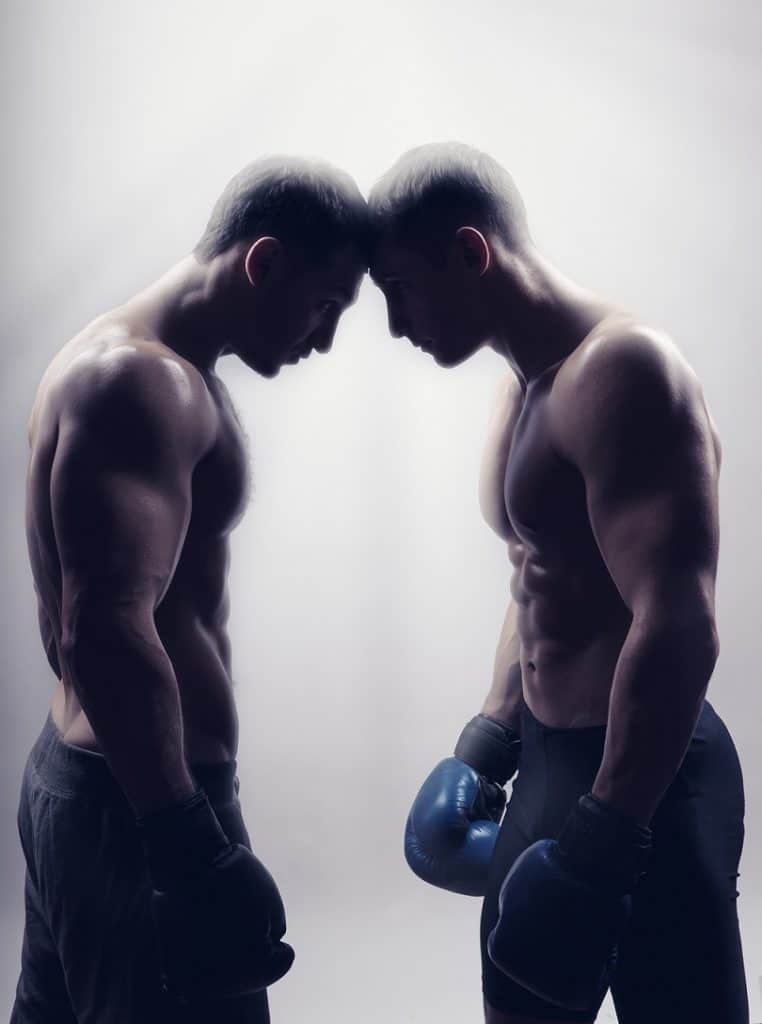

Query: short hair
left=368, top=142, right=529, bottom=259
left=194, top=156, right=369, bottom=263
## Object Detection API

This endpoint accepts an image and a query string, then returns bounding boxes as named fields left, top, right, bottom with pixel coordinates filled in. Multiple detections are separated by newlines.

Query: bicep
left=586, top=450, right=719, bottom=616
left=51, top=420, right=193, bottom=627
left=565, top=341, right=720, bottom=617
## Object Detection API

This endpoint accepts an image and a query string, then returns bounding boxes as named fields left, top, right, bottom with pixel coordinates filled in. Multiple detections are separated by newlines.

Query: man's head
left=195, top=156, right=368, bottom=376
left=368, top=143, right=530, bottom=367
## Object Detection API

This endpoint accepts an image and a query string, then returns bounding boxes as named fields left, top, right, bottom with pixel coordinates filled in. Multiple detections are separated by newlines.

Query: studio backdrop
left=1, top=2, right=760, bottom=1021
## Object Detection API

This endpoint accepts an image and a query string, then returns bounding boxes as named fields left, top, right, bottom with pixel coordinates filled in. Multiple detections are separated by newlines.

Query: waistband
left=521, top=702, right=606, bottom=737
left=520, top=697, right=714, bottom=739
left=29, top=713, right=239, bottom=808
left=519, top=703, right=607, bottom=764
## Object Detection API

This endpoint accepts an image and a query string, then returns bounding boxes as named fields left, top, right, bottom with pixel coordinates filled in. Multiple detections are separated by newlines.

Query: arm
left=53, top=346, right=295, bottom=999
left=557, top=330, right=720, bottom=825
left=35, top=592, right=61, bottom=678
left=53, top=348, right=216, bottom=815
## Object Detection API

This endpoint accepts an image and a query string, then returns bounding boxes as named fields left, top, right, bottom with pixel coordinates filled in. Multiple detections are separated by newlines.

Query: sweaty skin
left=26, top=318, right=249, bottom=799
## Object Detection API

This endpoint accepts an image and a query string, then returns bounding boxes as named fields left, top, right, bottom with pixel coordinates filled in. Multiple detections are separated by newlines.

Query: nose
left=388, top=309, right=410, bottom=340
left=314, top=324, right=337, bottom=354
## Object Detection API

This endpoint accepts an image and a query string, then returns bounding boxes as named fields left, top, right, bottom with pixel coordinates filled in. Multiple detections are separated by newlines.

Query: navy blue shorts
left=480, top=699, right=749, bottom=1023
left=11, top=713, right=271, bottom=1023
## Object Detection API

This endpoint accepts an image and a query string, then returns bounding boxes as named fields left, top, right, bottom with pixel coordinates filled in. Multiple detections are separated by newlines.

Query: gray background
left=1, top=1, right=760, bottom=1021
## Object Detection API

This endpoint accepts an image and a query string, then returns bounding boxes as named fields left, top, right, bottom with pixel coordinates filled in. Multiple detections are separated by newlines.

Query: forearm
left=593, top=613, right=718, bottom=825
left=34, top=597, right=62, bottom=678
left=39, top=616, right=62, bottom=679
left=61, top=611, right=195, bottom=815
left=45, top=639, right=62, bottom=679
left=481, top=600, right=523, bottom=730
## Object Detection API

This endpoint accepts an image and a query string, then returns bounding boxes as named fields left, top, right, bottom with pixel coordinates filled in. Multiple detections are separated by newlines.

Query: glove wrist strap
left=136, top=789, right=231, bottom=891
left=454, top=714, right=521, bottom=786
left=558, top=793, right=653, bottom=894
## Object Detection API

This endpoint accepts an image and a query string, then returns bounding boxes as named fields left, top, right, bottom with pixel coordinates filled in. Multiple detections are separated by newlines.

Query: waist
left=508, top=698, right=721, bottom=832
left=51, top=677, right=238, bottom=763
left=30, top=711, right=240, bottom=810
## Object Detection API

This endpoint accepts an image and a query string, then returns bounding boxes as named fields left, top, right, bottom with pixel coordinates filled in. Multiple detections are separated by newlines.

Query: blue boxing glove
left=404, top=714, right=521, bottom=896
left=137, top=790, right=294, bottom=1005
left=487, top=793, right=652, bottom=1012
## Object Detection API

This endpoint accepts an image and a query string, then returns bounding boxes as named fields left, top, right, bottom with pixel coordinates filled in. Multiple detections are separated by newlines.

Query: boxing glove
left=487, top=792, right=652, bottom=1012
left=404, top=714, right=521, bottom=896
left=137, top=789, right=294, bottom=1005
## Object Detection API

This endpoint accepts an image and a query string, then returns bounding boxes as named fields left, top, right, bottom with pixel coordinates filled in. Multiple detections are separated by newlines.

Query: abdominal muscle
left=511, top=548, right=632, bottom=728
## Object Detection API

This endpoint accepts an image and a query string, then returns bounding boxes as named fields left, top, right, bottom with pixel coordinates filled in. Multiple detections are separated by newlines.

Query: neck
left=120, top=255, right=226, bottom=373
left=487, top=246, right=617, bottom=387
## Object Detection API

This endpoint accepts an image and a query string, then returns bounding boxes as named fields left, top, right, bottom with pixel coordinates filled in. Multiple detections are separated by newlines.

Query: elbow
left=60, top=601, right=151, bottom=670
left=694, top=620, right=720, bottom=682
left=60, top=602, right=101, bottom=664
left=706, top=617, right=720, bottom=668
left=633, top=605, right=720, bottom=682
left=59, top=623, right=103, bottom=675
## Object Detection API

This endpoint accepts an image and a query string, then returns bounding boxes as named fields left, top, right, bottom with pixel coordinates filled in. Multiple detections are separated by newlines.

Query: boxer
left=13, top=155, right=366, bottom=1023
left=369, top=142, right=748, bottom=1024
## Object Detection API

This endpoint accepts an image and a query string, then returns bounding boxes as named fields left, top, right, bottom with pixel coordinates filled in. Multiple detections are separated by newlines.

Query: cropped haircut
left=368, top=142, right=529, bottom=261
left=194, top=156, right=369, bottom=264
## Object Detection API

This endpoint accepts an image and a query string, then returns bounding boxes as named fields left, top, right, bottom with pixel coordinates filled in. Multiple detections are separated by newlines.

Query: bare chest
left=188, top=382, right=251, bottom=538
left=503, top=386, right=590, bottom=550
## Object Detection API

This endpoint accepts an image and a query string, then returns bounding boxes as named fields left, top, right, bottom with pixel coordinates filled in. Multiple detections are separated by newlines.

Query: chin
left=237, top=350, right=280, bottom=377
left=432, top=347, right=477, bottom=369
left=425, top=330, right=480, bottom=368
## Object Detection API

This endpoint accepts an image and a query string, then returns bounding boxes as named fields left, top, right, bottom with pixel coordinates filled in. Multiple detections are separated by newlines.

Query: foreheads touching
left=189, top=146, right=532, bottom=375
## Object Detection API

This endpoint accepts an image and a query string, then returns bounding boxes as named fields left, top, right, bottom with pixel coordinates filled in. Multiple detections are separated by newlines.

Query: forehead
left=369, top=235, right=429, bottom=282
left=304, top=243, right=366, bottom=292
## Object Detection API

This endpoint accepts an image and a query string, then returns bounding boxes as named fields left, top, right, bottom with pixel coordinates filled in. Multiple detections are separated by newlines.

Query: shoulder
left=492, top=369, right=524, bottom=404
left=60, top=329, right=208, bottom=409
left=563, top=319, right=696, bottom=403
left=44, top=329, right=218, bottom=469
left=58, top=331, right=216, bottom=446
left=552, top=320, right=703, bottom=462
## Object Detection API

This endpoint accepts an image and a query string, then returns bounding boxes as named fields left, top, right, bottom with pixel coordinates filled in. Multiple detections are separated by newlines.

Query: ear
left=454, top=226, right=490, bottom=276
left=244, top=236, right=283, bottom=288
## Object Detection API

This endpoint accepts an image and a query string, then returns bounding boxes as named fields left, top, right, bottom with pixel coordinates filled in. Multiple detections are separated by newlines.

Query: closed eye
left=317, top=299, right=340, bottom=315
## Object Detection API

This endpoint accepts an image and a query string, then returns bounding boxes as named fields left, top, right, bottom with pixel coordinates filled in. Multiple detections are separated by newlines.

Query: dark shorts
left=480, top=699, right=749, bottom=1024
left=11, top=713, right=271, bottom=1024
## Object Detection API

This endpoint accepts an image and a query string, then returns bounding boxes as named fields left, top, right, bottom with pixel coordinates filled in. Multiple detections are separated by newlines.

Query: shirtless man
left=13, top=156, right=366, bottom=1024
left=368, top=143, right=748, bottom=1024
